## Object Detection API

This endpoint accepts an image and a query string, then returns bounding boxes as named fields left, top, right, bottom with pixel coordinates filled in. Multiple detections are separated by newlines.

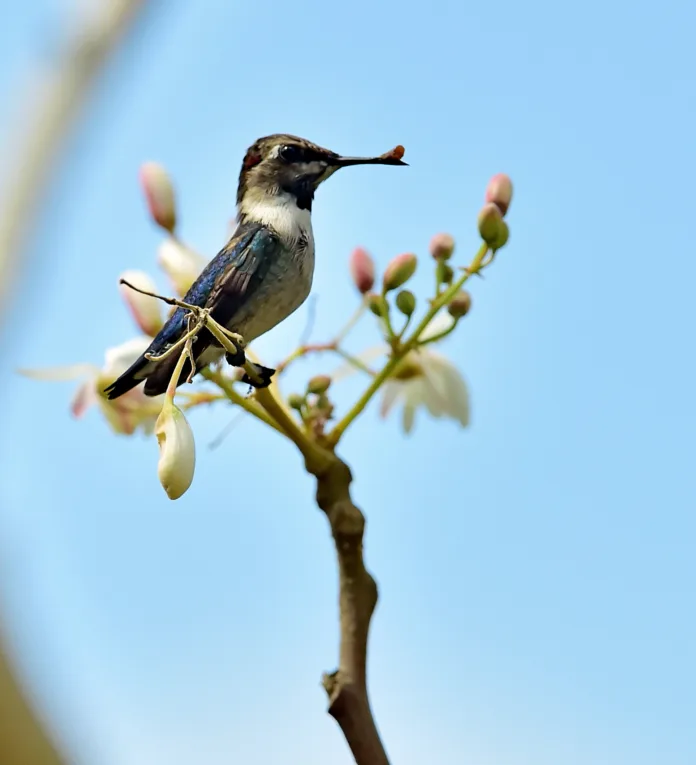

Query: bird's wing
left=104, top=223, right=277, bottom=400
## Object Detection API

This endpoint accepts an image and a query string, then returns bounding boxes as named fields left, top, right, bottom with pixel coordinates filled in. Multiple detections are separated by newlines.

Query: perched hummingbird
left=104, top=134, right=406, bottom=400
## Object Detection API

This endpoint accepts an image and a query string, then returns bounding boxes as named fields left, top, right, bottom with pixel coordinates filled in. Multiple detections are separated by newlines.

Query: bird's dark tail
left=103, top=355, right=157, bottom=400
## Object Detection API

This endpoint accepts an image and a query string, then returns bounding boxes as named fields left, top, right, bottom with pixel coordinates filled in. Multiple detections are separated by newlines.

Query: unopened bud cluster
left=478, top=173, right=513, bottom=250
left=288, top=377, right=335, bottom=437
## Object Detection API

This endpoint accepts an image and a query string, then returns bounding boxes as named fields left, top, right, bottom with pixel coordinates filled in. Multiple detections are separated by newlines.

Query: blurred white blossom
left=19, top=336, right=164, bottom=435
left=333, top=312, right=469, bottom=433
left=157, top=237, right=206, bottom=296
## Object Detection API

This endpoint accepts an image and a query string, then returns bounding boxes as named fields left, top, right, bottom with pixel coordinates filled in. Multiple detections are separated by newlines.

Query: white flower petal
left=155, top=400, right=196, bottom=500
left=380, top=381, right=401, bottom=418
left=402, top=398, right=416, bottom=433
left=440, top=364, right=470, bottom=426
left=103, top=336, right=152, bottom=377
left=157, top=237, right=206, bottom=296
left=17, top=363, right=98, bottom=381
left=70, top=380, right=97, bottom=418
left=420, top=311, right=456, bottom=341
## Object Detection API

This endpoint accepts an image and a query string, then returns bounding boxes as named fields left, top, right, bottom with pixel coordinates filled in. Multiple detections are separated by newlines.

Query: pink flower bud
left=119, top=270, right=163, bottom=336
left=429, top=233, right=455, bottom=260
left=140, top=162, right=177, bottom=232
left=349, top=247, right=375, bottom=294
left=383, top=253, right=417, bottom=292
left=477, top=203, right=504, bottom=246
left=448, top=290, right=472, bottom=318
left=484, top=173, right=513, bottom=216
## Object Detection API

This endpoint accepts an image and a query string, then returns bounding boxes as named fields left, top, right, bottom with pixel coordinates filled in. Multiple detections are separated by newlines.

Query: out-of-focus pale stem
left=0, top=0, right=150, bottom=321
left=334, top=299, right=367, bottom=345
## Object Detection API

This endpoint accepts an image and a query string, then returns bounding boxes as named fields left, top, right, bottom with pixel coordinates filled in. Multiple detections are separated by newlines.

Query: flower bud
left=436, top=261, right=454, bottom=286
left=349, top=247, right=375, bottom=294
left=492, top=221, right=510, bottom=251
left=307, top=374, right=331, bottom=395
left=140, top=162, right=177, bottom=232
left=157, top=238, right=206, bottom=296
left=118, top=270, right=163, bottom=336
left=395, top=289, right=416, bottom=317
left=155, top=399, right=196, bottom=500
left=448, top=290, right=472, bottom=318
left=484, top=173, right=513, bottom=216
left=367, top=293, right=389, bottom=318
left=287, top=393, right=305, bottom=410
left=477, top=203, right=504, bottom=246
left=429, top=233, right=455, bottom=260
left=383, top=253, right=417, bottom=292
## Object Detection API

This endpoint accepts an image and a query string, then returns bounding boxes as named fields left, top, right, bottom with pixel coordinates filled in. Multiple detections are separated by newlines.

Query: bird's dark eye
left=278, top=144, right=305, bottom=163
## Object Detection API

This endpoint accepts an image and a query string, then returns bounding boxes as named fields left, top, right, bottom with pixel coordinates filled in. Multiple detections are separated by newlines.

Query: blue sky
left=1, top=1, right=695, bottom=763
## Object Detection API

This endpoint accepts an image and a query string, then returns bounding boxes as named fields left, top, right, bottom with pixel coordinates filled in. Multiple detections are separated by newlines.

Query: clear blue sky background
left=0, top=1, right=694, bottom=764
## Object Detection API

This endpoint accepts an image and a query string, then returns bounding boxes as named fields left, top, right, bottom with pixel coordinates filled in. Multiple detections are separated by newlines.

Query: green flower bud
left=307, top=375, right=331, bottom=395
left=492, top=221, right=510, bottom=251
left=448, top=290, right=472, bottom=318
left=287, top=393, right=305, bottom=410
left=436, top=261, right=454, bottom=286
left=367, top=293, right=389, bottom=317
left=477, top=203, right=504, bottom=246
left=395, top=289, right=416, bottom=316
left=383, top=253, right=417, bottom=292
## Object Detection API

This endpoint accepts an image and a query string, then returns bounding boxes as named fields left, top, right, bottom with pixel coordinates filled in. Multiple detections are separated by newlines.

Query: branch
left=0, top=0, right=151, bottom=320
left=313, top=458, right=390, bottom=765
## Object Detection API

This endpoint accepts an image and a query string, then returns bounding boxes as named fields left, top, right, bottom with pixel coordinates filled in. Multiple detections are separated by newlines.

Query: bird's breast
left=230, top=234, right=315, bottom=343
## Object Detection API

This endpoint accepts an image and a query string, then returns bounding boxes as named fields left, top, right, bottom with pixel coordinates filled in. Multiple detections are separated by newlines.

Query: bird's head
left=237, top=134, right=407, bottom=214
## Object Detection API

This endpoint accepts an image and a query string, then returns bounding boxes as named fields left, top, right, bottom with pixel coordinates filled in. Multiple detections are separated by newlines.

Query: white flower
left=157, top=237, right=206, bottom=296
left=155, top=398, right=196, bottom=500
left=119, top=270, right=163, bottom=336
left=333, top=311, right=469, bottom=434
left=381, top=348, right=469, bottom=433
left=19, top=336, right=164, bottom=435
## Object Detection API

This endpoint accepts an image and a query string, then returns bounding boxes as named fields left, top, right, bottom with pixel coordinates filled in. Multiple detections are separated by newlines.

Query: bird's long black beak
left=333, top=146, right=408, bottom=167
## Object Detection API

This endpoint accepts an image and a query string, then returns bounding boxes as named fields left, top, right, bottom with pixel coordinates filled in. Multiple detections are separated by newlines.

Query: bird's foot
left=241, top=363, right=276, bottom=390
left=225, top=349, right=247, bottom=367
left=224, top=351, right=275, bottom=389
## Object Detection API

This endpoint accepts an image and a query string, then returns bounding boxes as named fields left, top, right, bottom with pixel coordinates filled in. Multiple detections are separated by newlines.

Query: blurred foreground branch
left=0, top=0, right=150, bottom=319
left=0, top=640, right=65, bottom=764
left=0, top=1, right=151, bottom=762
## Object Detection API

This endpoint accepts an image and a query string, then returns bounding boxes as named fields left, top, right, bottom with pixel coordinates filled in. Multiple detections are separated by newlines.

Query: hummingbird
left=104, top=134, right=406, bottom=401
